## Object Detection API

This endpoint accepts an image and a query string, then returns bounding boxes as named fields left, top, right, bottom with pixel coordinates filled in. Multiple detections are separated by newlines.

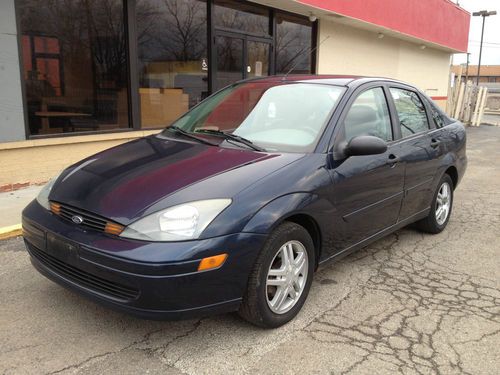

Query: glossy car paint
left=22, top=76, right=467, bottom=319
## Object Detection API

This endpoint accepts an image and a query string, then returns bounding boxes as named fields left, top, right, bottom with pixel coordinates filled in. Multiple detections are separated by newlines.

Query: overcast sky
left=452, top=0, right=500, bottom=66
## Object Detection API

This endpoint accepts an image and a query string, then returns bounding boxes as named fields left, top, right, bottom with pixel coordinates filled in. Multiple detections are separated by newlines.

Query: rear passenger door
left=388, top=86, right=441, bottom=220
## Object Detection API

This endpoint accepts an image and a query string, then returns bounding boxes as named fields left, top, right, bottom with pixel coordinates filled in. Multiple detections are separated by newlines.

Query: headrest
left=345, top=105, right=378, bottom=125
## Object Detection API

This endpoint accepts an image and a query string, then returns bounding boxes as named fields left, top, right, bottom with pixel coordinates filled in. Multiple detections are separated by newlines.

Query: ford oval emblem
left=71, top=215, right=84, bottom=224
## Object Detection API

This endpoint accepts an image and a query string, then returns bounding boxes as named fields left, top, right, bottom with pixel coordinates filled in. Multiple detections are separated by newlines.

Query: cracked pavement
left=1, top=126, right=499, bottom=375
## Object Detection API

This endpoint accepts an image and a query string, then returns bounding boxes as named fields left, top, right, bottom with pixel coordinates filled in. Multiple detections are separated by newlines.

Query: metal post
left=465, top=52, right=470, bottom=83
left=477, top=15, right=486, bottom=85
left=473, top=10, right=497, bottom=85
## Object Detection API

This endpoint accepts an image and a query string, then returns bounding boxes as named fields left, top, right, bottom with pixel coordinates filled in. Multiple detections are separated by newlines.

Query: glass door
left=215, top=35, right=244, bottom=91
left=247, top=40, right=270, bottom=80
left=214, top=32, right=271, bottom=91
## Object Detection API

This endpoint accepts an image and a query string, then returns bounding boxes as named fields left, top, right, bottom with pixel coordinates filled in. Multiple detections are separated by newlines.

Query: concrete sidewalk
left=0, top=185, right=42, bottom=228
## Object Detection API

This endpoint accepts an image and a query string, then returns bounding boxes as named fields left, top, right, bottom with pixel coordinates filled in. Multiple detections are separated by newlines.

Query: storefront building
left=0, top=0, right=469, bottom=190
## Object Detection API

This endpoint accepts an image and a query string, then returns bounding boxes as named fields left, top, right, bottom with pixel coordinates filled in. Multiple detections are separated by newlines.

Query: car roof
left=241, top=74, right=410, bottom=88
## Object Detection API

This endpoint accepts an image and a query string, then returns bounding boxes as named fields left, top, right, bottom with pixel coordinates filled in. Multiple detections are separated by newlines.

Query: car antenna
left=282, top=36, right=330, bottom=80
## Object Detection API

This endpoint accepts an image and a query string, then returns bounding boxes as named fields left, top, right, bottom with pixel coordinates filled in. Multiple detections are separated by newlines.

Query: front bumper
left=22, top=200, right=266, bottom=319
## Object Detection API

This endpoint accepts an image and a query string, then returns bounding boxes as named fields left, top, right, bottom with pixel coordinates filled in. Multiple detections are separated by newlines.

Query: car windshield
left=159, top=82, right=345, bottom=153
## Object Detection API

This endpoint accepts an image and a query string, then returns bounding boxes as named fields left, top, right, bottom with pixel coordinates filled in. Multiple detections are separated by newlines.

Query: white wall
left=317, top=19, right=451, bottom=106
left=0, top=0, right=26, bottom=142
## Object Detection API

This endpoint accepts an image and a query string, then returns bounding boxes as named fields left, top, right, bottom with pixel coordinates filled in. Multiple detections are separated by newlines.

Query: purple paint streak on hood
left=49, top=136, right=297, bottom=224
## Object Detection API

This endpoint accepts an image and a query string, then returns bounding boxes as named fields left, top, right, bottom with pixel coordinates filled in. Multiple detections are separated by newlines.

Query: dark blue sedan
left=22, top=76, right=467, bottom=328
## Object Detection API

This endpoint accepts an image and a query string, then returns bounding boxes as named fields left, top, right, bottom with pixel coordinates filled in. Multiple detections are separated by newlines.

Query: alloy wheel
left=435, top=182, right=451, bottom=225
left=265, top=240, right=308, bottom=314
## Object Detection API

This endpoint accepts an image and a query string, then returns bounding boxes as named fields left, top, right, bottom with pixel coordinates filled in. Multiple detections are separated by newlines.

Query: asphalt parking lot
left=1, top=126, right=499, bottom=375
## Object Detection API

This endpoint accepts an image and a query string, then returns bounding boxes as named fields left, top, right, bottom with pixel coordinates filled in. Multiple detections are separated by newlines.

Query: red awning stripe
left=297, top=0, right=470, bottom=52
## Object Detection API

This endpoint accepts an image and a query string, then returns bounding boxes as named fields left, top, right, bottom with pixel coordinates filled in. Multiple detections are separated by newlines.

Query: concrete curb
left=0, top=224, right=22, bottom=240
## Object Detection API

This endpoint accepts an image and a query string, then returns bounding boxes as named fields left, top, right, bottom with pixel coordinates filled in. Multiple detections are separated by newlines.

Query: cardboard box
left=140, top=88, right=189, bottom=128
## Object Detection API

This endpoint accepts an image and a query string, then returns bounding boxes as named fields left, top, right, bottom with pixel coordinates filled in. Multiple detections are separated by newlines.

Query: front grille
left=27, top=242, right=139, bottom=301
left=58, top=203, right=107, bottom=231
left=50, top=202, right=124, bottom=235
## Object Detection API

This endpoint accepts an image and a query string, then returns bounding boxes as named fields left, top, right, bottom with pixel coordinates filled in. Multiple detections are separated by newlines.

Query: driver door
left=327, top=86, right=405, bottom=252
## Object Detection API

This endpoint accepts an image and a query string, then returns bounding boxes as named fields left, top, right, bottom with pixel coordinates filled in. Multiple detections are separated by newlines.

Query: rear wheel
left=417, top=174, right=454, bottom=234
left=239, top=222, right=315, bottom=328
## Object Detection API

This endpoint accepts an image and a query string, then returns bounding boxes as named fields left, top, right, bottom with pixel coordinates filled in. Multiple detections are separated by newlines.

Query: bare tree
left=85, top=0, right=128, bottom=84
left=137, top=0, right=207, bottom=62
left=275, top=21, right=312, bottom=73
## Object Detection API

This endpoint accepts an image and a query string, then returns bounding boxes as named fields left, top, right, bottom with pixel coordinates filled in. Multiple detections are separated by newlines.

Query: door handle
left=387, top=154, right=400, bottom=165
left=430, top=139, right=441, bottom=148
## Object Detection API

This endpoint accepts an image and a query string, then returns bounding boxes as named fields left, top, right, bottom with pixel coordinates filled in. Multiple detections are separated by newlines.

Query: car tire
left=417, top=174, right=454, bottom=234
left=239, top=222, right=315, bottom=328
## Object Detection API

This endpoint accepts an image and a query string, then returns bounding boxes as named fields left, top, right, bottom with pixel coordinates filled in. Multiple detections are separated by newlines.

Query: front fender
left=242, top=193, right=317, bottom=234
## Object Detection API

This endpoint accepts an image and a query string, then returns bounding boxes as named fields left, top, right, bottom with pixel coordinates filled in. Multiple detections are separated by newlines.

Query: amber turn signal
left=104, top=222, right=125, bottom=235
left=198, top=254, right=228, bottom=272
left=49, top=202, right=61, bottom=215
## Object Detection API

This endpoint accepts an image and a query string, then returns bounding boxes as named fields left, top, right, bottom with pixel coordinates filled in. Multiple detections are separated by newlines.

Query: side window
left=389, top=88, right=430, bottom=137
left=344, top=87, right=392, bottom=142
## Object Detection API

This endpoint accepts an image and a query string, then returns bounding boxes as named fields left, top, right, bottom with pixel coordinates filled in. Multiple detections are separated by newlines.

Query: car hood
left=49, top=135, right=302, bottom=224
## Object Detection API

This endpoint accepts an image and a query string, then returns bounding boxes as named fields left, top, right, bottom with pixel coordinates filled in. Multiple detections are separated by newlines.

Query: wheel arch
left=242, top=193, right=324, bottom=269
left=444, top=165, right=458, bottom=189
left=435, top=150, right=460, bottom=191
left=282, top=213, right=322, bottom=270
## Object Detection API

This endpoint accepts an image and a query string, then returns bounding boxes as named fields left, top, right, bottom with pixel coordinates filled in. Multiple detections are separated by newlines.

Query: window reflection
left=18, top=0, right=129, bottom=135
left=390, top=88, right=430, bottom=137
left=247, top=41, right=270, bottom=80
left=18, top=0, right=316, bottom=135
left=215, top=36, right=244, bottom=90
left=137, top=0, right=208, bottom=128
left=214, top=0, right=270, bottom=36
left=165, top=82, right=344, bottom=153
left=276, top=13, right=313, bottom=74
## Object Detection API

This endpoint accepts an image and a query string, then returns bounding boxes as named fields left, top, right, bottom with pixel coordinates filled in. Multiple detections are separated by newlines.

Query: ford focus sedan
left=22, top=76, right=467, bottom=328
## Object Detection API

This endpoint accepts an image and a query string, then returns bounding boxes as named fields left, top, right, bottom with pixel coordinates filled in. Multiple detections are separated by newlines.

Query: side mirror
left=345, top=135, right=388, bottom=157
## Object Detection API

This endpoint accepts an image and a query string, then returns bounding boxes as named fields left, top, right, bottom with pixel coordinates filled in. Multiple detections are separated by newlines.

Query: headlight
left=36, top=172, right=62, bottom=210
left=120, top=199, right=232, bottom=241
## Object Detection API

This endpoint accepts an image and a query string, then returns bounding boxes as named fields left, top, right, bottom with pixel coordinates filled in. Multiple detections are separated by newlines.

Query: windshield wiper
left=167, top=126, right=218, bottom=146
left=194, top=129, right=265, bottom=152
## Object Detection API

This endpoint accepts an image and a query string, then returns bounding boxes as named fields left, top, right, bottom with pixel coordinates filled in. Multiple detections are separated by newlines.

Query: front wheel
left=417, top=174, right=454, bottom=234
left=239, top=222, right=315, bottom=328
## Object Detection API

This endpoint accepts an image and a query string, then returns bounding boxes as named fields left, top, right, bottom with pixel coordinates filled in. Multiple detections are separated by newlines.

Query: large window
left=17, top=0, right=315, bottom=137
left=136, top=0, right=208, bottom=128
left=18, top=0, right=129, bottom=136
left=275, top=13, right=313, bottom=74
left=214, top=0, right=270, bottom=36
